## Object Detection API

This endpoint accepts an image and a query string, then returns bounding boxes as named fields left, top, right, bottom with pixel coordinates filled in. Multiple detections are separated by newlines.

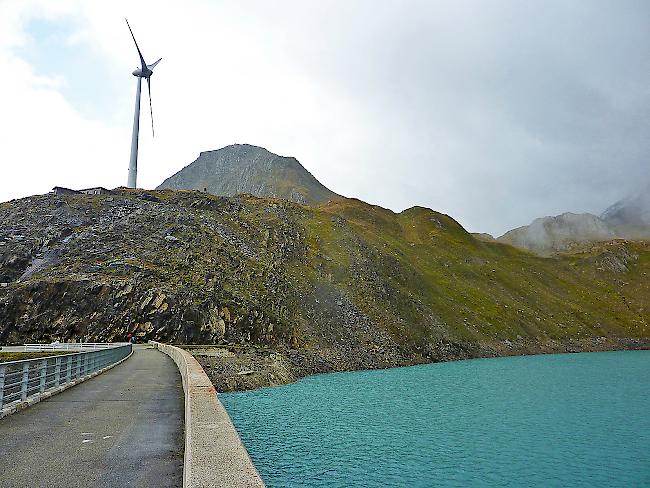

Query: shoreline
left=188, top=336, right=650, bottom=393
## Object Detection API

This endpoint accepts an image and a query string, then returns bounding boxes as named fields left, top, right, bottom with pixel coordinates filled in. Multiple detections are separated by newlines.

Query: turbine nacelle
left=132, top=68, right=152, bottom=78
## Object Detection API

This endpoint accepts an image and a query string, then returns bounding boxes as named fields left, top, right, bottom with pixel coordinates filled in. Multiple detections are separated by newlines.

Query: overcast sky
left=1, top=0, right=648, bottom=236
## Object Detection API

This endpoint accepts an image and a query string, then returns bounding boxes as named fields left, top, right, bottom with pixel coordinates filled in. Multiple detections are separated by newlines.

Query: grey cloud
left=230, top=0, right=650, bottom=235
left=7, top=0, right=648, bottom=237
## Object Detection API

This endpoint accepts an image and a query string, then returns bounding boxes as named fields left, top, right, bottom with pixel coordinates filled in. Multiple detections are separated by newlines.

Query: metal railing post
left=54, top=357, right=61, bottom=387
left=0, top=365, right=6, bottom=407
left=66, top=356, right=72, bottom=383
left=20, top=363, right=29, bottom=401
left=76, top=355, right=81, bottom=379
left=39, top=359, right=47, bottom=393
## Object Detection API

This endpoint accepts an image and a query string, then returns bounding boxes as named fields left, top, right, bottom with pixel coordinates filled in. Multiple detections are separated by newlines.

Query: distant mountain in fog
left=499, top=185, right=650, bottom=254
left=601, top=185, right=650, bottom=239
left=498, top=213, right=616, bottom=255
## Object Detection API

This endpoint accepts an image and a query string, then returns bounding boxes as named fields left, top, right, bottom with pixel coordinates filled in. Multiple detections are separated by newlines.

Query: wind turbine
left=126, top=18, right=161, bottom=189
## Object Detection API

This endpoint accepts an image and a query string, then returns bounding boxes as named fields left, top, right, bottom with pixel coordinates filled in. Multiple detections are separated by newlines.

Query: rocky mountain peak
left=157, top=144, right=340, bottom=205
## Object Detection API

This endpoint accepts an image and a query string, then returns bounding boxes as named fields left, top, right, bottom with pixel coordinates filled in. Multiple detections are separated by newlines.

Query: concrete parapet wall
left=152, top=342, right=265, bottom=488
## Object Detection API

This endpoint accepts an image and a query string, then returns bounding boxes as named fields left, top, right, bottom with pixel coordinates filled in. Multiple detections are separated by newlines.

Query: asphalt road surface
left=0, top=346, right=184, bottom=487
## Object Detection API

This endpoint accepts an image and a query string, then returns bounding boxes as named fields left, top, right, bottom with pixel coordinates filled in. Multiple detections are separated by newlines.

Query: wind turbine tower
left=126, top=19, right=161, bottom=189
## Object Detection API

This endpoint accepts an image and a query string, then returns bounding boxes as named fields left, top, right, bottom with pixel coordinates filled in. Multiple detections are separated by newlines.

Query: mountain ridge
left=160, top=144, right=650, bottom=255
left=2, top=145, right=650, bottom=390
left=1, top=189, right=649, bottom=391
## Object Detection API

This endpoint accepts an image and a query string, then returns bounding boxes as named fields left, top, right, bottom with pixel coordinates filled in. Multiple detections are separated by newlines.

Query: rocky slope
left=1, top=189, right=649, bottom=390
left=498, top=213, right=616, bottom=255
left=157, top=144, right=340, bottom=205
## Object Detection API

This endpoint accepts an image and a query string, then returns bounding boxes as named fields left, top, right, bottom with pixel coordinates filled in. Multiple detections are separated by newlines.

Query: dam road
left=0, top=345, right=184, bottom=487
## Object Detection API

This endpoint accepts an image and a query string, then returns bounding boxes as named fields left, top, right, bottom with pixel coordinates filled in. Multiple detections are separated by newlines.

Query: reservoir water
left=221, top=350, right=650, bottom=487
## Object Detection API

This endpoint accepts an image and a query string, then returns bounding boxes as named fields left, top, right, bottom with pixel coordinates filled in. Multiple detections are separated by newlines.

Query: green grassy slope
left=305, top=200, right=649, bottom=346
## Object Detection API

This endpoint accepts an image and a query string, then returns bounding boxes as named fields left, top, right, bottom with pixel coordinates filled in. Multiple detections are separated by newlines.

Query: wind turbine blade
left=148, top=58, right=162, bottom=70
left=146, top=77, right=154, bottom=137
left=125, top=18, right=147, bottom=71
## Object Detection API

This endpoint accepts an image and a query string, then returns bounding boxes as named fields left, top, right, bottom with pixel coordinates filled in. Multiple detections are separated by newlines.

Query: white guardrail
left=0, top=343, right=132, bottom=410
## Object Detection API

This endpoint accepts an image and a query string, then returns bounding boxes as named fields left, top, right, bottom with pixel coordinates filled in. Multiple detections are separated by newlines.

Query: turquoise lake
left=221, top=351, right=650, bottom=487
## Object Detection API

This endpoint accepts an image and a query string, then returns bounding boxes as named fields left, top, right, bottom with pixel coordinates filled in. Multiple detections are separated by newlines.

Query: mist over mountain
left=498, top=184, right=650, bottom=254
left=157, top=144, right=340, bottom=205
left=601, top=185, right=650, bottom=239
left=498, top=213, right=616, bottom=255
